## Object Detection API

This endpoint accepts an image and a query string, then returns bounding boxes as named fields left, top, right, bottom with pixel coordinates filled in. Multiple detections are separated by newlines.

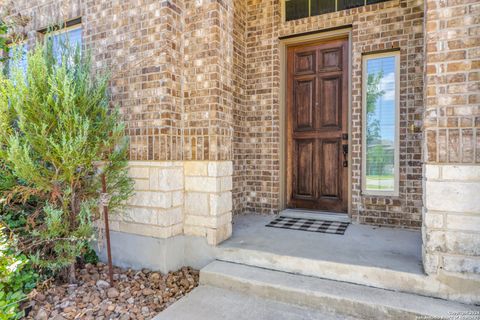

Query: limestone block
left=442, top=165, right=480, bottom=181
left=422, top=248, right=440, bottom=274
left=127, top=191, right=172, bottom=209
left=185, top=212, right=232, bottom=229
left=445, top=232, right=480, bottom=256
left=185, top=176, right=219, bottom=193
left=185, top=192, right=210, bottom=216
left=172, top=191, right=184, bottom=207
left=206, top=223, right=232, bottom=246
left=207, top=161, right=233, bottom=177
left=442, top=255, right=480, bottom=274
left=128, top=166, right=150, bottom=179
left=219, top=176, right=233, bottom=192
left=446, top=214, right=480, bottom=232
left=425, top=180, right=480, bottom=213
left=210, top=192, right=232, bottom=216
left=149, top=167, right=183, bottom=191
left=130, top=161, right=176, bottom=167
left=133, top=178, right=150, bottom=191
left=123, top=207, right=158, bottom=225
left=157, top=207, right=184, bottom=227
left=424, top=211, right=444, bottom=229
left=184, top=224, right=207, bottom=237
left=424, top=164, right=440, bottom=180
left=424, top=230, right=446, bottom=253
left=184, top=161, right=208, bottom=176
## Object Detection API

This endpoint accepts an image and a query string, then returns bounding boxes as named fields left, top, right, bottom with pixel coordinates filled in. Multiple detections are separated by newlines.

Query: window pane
left=365, top=55, right=397, bottom=192
left=366, top=0, right=386, bottom=4
left=51, top=26, right=82, bottom=61
left=338, top=0, right=365, bottom=11
left=7, top=44, right=28, bottom=76
left=311, top=0, right=336, bottom=15
left=285, top=0, right=310, bottom=21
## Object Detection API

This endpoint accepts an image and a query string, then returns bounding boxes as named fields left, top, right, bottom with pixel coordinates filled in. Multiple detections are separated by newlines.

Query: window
left=7, top=43, right=28, bottom=76
left=284, top=0, right=390, bottom=21
left=362, top=52, right=399, bottom=196
left=48, top=24, right=82, bottom=62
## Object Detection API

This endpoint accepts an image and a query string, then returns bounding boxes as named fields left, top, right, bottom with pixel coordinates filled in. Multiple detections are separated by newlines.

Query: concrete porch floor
left=220, top=214, right=424, bottom=276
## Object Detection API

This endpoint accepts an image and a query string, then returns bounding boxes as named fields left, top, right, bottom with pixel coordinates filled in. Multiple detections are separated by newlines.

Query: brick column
left=423, top=0, right=480, bottom=287
left=181, top=0, right=235, bottom=245
left=183, top=0, right=234, bottom=161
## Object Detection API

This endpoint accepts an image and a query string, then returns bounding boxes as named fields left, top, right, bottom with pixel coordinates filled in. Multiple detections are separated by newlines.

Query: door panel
left=295, top=51, right=316, bottom=74
left=287, top=38, right=348, bottom=213
left=319, top=47, right=343, bottom=71
left=319, top=76, right=341, bottom=128
left=294, top=139, right=315, bottom=199
left=294, top=78, right=315, bottom=130
left=320, top=140, right=340, bottom=198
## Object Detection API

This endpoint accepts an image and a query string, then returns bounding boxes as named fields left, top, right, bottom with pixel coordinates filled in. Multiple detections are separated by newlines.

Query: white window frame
left=361, top=51, right=400, bottom=197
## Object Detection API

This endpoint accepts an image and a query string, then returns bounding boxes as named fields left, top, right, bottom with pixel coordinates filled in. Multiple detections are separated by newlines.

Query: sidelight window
left=284, top=0, right=390, bottom=21
left=362, top=52, right=399, bottom=196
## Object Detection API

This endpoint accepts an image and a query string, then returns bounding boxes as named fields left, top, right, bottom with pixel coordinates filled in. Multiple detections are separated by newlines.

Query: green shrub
left=0, top=36, right=133, bottom=282
left=0, top=226, right=38, bottom=320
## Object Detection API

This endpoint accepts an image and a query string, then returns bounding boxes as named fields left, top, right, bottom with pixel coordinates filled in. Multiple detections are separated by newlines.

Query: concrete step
left=153, top=285, right=352, bottom=320
left=216, top=244, right=466, bottom=301
left=201, top=260, right=480, bottom=320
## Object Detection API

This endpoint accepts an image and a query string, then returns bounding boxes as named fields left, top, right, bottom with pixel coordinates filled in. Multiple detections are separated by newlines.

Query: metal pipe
left=101, top=173, right=114, bottom=284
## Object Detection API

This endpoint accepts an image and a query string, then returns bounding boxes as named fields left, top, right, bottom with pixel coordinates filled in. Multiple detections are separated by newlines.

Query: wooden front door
left=286, top=38, right=349, bottom=213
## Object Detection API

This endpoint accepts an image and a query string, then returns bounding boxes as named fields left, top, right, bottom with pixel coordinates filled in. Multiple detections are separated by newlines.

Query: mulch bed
left=24, top=263, right=199, bottom=320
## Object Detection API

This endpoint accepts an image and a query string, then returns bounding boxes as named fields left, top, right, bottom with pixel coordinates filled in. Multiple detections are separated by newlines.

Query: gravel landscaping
left=25, top=263, right=199, bottom=320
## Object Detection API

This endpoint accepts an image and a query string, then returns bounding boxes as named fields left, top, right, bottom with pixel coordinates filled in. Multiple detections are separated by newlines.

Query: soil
left=24, top=263, right=199, bottom=320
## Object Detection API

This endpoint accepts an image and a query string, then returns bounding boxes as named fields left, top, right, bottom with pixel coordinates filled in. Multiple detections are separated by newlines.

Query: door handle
left=342, top=144, right=348, bottom=167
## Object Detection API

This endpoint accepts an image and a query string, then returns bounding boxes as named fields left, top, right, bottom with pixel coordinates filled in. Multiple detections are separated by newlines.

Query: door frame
left=279, top=27, right=353, bottom=216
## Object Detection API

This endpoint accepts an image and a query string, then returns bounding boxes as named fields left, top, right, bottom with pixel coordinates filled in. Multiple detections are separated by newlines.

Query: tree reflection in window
left=364, top=55, right=397, bottom=193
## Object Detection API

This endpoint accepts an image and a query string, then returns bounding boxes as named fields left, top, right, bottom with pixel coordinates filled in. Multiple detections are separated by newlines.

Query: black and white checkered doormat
left=266, top=216, right=349, bottom=235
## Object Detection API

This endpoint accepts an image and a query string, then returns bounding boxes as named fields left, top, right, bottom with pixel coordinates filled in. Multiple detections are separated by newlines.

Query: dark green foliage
left=0, top=226, right=38, bottom=320
left=0, top=20, right=8, bottom=64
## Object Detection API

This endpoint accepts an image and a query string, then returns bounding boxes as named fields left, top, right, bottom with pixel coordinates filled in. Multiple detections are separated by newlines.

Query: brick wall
left=232, top=0, right=249, bottom=215
left=422, top=0, right=480, bottom=281
left=424, top=0, right=479, bottom=163
left=243, top=0, right=425, bottom=228
left=183, top=0, right=235, bottom=161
